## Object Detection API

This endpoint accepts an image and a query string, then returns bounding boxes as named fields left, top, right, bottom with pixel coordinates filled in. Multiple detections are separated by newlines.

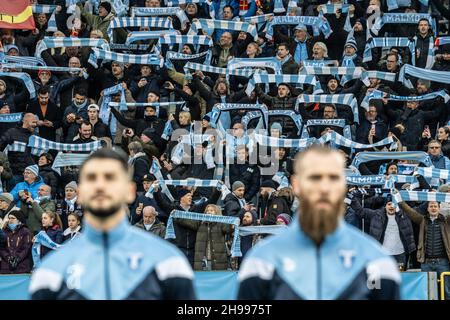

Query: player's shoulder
left=126, top=226, right=186, bottom=259
left=341, top=222, right=392, bottom=260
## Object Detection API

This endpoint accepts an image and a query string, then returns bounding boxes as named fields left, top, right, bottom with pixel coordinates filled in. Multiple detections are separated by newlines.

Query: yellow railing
left=439, top=272, right=450, bottom=300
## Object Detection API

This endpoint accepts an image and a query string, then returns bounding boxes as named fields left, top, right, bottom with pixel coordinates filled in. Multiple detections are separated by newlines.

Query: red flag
left=0, top=0, right=35, bottom=30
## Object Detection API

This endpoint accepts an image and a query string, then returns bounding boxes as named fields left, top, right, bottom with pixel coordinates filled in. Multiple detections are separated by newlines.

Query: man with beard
left=29, top=148, right=196, bottom=300
left=238, top=145, right=401, bottom=300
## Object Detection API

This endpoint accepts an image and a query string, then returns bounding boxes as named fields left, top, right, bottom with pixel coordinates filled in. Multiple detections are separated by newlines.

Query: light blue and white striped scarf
left=386, top=0, right=428, bottom=12
left=101, top=84, right=127, bottom=138
left=435, top=37, right=450, bottom=47
left=108, top=17, right=173, bottom=44
left=413, top=36, right=435, bottom=69
left=153, top=179, right=230, bottom=199
left=227, top=57, right=282, bottom=75
left=3, top=141, right=27, bottom=155
left=183, top=62, right=262, bottom=80
left=28, top=135, right=102, bottom=156
left=414, top=167, right=450, bottom=180
left=0, top=72, right=36, bottom=99
left=301, top=119, right=350, bottom=139
left=51, top=152, right=90, bottom=175
left=243, top=13, right=274, bottom=25
left=317, top=131, right=396, bottom=150
left=189, top=19, right=258, bottom=40
left=0, top=113, right=22, bottom=123
left=35, top=37, right=110, bottom=58
left=0, top=55, right=46, bottom=66
left=131, top=7, right=189, bottom=28
left=246, top=74, right=319, bottom=96
left=361, top=89, right=450, bottom=110
left=299, top=66, right=369, bottom=86
left=239, top=225, right=287, bottom=236
left=265, top=16, right=332, bottom=40
left=346, top=175, right=387, bottom=186
left=210, top=103, right=269, bottom=133
left=252, top=133, right=314, bottom=149
left=319, top=3, right=352, bottom=32
left=398, top=64, right=450, bottom=89
left=351, top=151, right=433, bottom=168
left=149, top=159, right=175, bottom=201
left=295, top=94, right=359, bottom=124
left=157, top=34, right=213, bottom=47
left=111, top=0, right=129, bottom=17
left=32, top=231, right=62, bottom=268
left=125, top=30, right=179, bottom=45
left=372, top=13, right=437, bottom=37
left=32, top=4, right=58, bottom=32
left=165, top=210, right=241, bottom=257
left=302, top=60, right=338, bottom=67
left=88, top=48, right=162, bottom=68
left=165, top=50, right=211, bottom=69
left=392, top=191, right=450, bottom=211
left=361, top=70, right=397, bottom=83
left=363, top=37, right=416, bottom=64
left=0, top=64, right=85, bottom=76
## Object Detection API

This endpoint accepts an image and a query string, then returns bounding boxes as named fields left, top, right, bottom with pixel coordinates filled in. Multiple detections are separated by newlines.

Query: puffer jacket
left=0, top=223, right=32, bottom=274
left=38, top=165, right=60, bottom=197
left=175, top=217, right=233, bottom=271
left=262, top=188, right=295, bottom=224
left=10, top=176, right=45, bottom=205
left=228, top=163, right=260, bottom=202
left=255, top=85, right=296, bottom=110
left=40, top=225, right=64, bottom=258
left=351, top=196, right=416, bottom=254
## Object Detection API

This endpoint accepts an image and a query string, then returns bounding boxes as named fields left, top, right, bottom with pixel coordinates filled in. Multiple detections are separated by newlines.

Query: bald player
left=237, top=145, right=401, bottom=300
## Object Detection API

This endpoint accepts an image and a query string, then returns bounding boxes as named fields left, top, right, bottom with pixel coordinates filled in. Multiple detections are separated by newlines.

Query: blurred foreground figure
left=237, top=146, right=400, bottom=300
left=29, top=149, right=196, bottom=300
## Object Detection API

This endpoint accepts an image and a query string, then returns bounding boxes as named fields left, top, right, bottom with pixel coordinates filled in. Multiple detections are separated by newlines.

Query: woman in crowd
left=0, top=210, right=32, bottom=274
left=63, top=213, right=82, bottom=242
left=39, top=211, right=64, bottom=259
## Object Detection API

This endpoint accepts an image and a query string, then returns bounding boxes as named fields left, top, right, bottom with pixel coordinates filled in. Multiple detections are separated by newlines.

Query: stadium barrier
left=0, top=271, right=435, bottom=300
left=440, top=272, right=450, bottom=300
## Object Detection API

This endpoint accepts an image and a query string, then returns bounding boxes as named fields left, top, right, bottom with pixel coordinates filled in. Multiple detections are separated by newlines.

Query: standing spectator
left=19, top=184, right=55, bottom=236
left=87, top=104, right=111, bottom=140
left=426, top=140, right=450, bottom=170
left=276, top=213, right=292, bottom=226
left=0, top=210, right=32, bottom=274
left=128, top=141, right=150, bottom=192
left=275, top=43, right=299, bottom=74
left=37, top=153, right=60, bottom=198
left=26, top=87, right=62, bottom=142
left=211, top=32, right=236, bottom=68
left=10, top=165, right=44, bottom=205
left=63, top=213, right=82, bottom=242
left=224, top=181, right=247, bottom=217
left=56, top=181, right=83, bottom=231
left=134, top=206, right=166, bottom=238
left=62, top=88, right=89, bottom=142
left=0, top=113, right=37, bottom=182
left=130, top=65, right=161, bottom=103
left=255, top=83, right=296, bottom=110
left=399, top=198, right=450, bottom=298
left=229, top=146, right=260, bottom=202
left=419, top=127, right=450, bottom=158
left=350, top=193, right=416, bottom=267
left=0, top=152, right=13, bottom=192
left=415, top=19, right=434, bottom=69
left=255, top=180, right=278, bottom=225
left=37, top=212, right=64, bottom=259
left=356, top=105, right=388, bottom=145
left=174, top=204, right=233, bottom=271
left=73, top=121, right=97, bottom=144
left=238, top=209, right=257, bottom=264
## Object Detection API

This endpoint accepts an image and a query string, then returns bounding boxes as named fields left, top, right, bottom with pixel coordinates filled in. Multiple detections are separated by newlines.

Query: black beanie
left=99, top=1, right=112, bottom=14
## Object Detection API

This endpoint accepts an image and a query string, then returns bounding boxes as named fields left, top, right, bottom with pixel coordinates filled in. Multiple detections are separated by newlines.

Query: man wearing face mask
left=30, top=149, right=196, bottom=299
left=238, top=145, right=401, bottom=300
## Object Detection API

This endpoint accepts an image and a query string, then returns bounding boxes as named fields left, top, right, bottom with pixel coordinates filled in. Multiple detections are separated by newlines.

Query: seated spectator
left=134, top=206, right=166, bottom=238
left=0, top=210, right=32, bottom=274
left=63, top=213, right=82, bottom=242
left=127, top=141, right=150, bottom=193
left=0, top=193, right=18, bottom=228
left=19, top=184, right=55, bottom=236
left=276, top=213, right=292, bottom=226
left=56, top=181, right=83, bottom=231
left=10, top=165, right=44, bottom=205
left=37, top=211, right=64, bottom=259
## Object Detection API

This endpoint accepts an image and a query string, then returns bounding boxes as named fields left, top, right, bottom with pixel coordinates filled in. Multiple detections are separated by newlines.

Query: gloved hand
left=7, top=255, right=18, bottom=271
